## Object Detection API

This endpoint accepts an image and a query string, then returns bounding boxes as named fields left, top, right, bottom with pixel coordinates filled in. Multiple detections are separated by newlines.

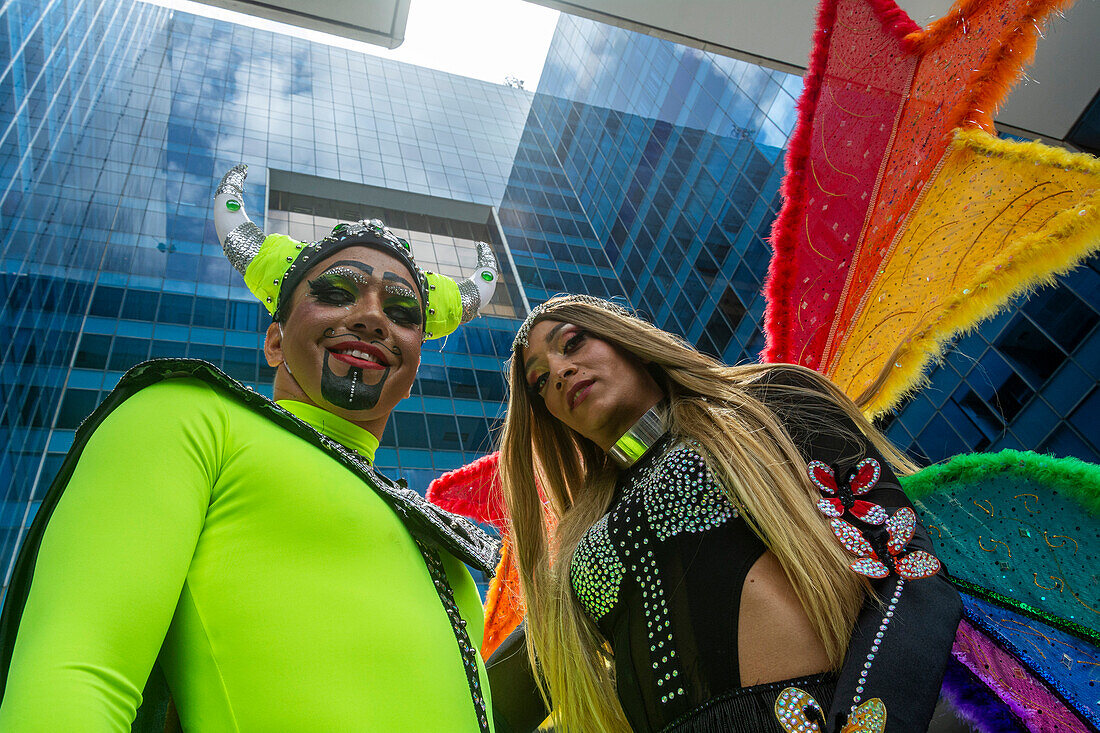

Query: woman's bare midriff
left=737, top=550, right=832, bottom=686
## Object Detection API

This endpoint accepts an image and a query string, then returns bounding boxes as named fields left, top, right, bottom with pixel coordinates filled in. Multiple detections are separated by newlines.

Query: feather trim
left=940, top=656, right=1028, bottom=733
left=861, top=130, right=1100, bottom=417
left=864, top=0, right=921, bottom=41
left=900, top=448, right=1100, bottom=515
left=480, top=534, right=525, bottom=659
left=762, top=0, right=840, bottom=364
left=905, top=0, right=1075, bottom=131
left=426, top=451, right=507, bottom=528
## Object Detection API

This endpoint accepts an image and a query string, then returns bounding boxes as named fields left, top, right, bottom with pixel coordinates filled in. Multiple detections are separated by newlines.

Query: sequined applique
left=830, top=508, right=942, bottom=580
left=570, top=442, right=747, bottom=709
left=841, top=697, right=887, bottom=732
left=774, top=687, right=886, bottom=733
left=571, top=514, right=625, bottom=620
left=884, top=506, right=916, bottom=554
left=808, top=458, right=887, bottom=525
left=774, top=686, right=827, bottom=732
left=643, top=445, right=737, bottom=541
left=812, top=456, right=942, bottom=719
left=893, top=551, right=941, bottom=579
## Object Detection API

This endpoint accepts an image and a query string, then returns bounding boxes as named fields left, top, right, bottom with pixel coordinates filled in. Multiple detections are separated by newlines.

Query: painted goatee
left=321, top=351, right=389, bottom=410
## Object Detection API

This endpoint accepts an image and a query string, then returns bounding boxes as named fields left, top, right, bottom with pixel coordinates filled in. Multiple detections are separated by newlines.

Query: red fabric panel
left=764, top=0, right=917, bottom=367
left=823, top=0, right=1026, bottom=370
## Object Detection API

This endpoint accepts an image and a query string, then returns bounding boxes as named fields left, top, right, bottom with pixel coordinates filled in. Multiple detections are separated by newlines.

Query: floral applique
left=830, top=507, right=941, bottom=580
left=807, top=458, right=887, bottom=525
left=802, top=458, right=942, bottom=723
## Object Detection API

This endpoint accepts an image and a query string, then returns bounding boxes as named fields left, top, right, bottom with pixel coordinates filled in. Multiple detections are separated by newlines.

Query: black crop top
left=487, top=367, right=962, bottom=732
left=570, top=436, right=767, bottom=727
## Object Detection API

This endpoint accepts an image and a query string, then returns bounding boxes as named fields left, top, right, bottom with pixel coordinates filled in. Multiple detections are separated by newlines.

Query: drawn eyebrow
left=318, top=260, right=374, bottom=284
left=544, top=322, right=567, bottom=344
left=382, top=271, right=418, bottom=296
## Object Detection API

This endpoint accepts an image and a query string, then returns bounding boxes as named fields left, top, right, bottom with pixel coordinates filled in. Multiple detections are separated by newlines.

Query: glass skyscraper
left=0, top=0, right=534, bottom=581
left=2, top=0, right=1097, bottom=592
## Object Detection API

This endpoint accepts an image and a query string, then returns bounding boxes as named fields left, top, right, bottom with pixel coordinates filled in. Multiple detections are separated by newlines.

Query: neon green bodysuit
left=0, top=375, right=493, bottom=731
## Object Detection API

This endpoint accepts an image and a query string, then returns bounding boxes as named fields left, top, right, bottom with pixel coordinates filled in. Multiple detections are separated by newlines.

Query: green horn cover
left=425, top=272, right=462, bottom=340
left=245, top=233, right=463, bottom=341
left=244, top=234, right=302, bottom=314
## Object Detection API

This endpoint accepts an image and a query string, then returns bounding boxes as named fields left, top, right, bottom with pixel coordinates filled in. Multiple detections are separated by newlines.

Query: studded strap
left=416, top=540, right=491, bottom=732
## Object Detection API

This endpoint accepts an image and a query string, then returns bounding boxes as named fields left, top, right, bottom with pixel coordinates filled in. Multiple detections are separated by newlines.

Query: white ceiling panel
left=530, top=0, right=1099, bottom=142
left=191, top=0, right=411, bottom=48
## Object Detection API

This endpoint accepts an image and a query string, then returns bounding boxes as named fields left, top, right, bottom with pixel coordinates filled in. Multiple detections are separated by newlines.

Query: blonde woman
left=486, top=295, right=961, bottom=732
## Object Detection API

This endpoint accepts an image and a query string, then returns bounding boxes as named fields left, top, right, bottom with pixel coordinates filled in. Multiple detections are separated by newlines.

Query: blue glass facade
left=1, top=1, right=1097, bottom=591
left=0, top=0, right=534, bottom=576
left=882, top=258, right=1100, bottom=464
left=499, top=15, right=798, bottom=365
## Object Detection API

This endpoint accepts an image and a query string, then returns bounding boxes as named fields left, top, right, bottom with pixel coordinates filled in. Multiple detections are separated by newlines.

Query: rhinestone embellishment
left=644, top=445, right=736, bottom=540
left=569, top=441, right=739, bottom=708
left=571, top=514, right=625, bottom=620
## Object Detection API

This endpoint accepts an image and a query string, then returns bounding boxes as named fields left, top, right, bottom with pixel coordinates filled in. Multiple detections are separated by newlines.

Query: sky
left=142, top=0, right=561, bottom=89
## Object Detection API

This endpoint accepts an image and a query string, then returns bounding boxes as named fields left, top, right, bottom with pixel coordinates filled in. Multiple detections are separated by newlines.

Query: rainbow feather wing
left=763, top=0, right=1100, bottom=417
left=904, top=450, right=1100, bottom=730
left=764, top=0, right=921, bottom=372
left=952, top=595, right=1099, bottom=732
left=426, top=452, right=527, bottom=658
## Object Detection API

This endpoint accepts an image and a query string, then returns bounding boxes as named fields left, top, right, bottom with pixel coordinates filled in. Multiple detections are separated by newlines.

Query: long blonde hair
left=498, top=296, right=917, bottom=731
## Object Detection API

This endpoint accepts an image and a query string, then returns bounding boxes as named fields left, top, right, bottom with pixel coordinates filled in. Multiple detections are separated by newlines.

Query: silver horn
left=214, top=164, right=266, bottom=275
left=456, top=241, right=499, bottom=323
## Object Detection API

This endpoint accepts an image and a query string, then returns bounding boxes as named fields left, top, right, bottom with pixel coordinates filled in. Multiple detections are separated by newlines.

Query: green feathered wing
left=903, top=450, right=1100, bottom=731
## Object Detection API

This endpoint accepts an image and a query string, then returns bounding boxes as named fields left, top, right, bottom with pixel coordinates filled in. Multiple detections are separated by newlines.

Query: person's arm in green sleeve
left=0, top=379, right=223, bottom=731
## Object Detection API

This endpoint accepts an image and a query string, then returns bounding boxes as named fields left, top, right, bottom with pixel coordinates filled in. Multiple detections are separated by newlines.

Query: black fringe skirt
left=659, top=672, right=836, bottom=733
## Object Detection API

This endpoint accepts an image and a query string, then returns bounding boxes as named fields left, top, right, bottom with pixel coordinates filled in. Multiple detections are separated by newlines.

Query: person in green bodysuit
left=0, top=165, right=502, bottom=732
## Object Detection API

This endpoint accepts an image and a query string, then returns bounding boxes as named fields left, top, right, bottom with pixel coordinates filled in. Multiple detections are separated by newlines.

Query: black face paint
left=321, top=351, right=390, bottom=410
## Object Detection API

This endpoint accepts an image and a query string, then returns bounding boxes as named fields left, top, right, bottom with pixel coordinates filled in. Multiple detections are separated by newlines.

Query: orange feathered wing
left=426, top=452, right=526, bottom=659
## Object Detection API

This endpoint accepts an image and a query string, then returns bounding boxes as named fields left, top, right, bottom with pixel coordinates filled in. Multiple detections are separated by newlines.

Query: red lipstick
left=327, top=341, right=389, bottom=370
left=568, top=379, right=594, bottom=410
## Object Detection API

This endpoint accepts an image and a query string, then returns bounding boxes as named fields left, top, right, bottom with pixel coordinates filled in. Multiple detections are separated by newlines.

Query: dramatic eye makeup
left=383, top=289, right=423, bottom=326
left=384, top=284, right=416, bottom=299
left=380, top=273, right=422, bottom=327
left=525, top=325, right=587, bottom=397
left=308, top=261, right=375, bottom=305
left=325, top=265, right=372, bottom=284
left=527, top=371, right=550, bottom=397
left=562, top=328, right=586, bottom=353
left=307, top=272, right=357, bottom=305
left=304, top=262, right=422, bottom=327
